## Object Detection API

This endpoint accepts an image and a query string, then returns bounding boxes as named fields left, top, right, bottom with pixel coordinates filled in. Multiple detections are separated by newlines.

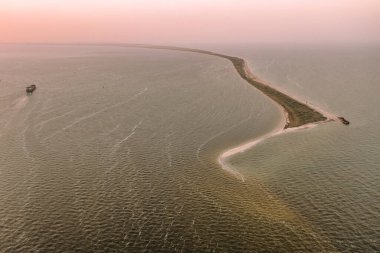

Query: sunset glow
left=1, top=0, right=379, bottom=44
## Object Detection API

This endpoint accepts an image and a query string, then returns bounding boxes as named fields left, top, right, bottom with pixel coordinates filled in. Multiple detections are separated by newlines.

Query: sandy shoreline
left=120, top=44, right=340, bottom=181
left=218, top=118, right=322, bottom=182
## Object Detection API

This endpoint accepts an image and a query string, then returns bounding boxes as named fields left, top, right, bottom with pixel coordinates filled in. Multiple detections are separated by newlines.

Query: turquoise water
left=0, top=44, right=378, bottom=252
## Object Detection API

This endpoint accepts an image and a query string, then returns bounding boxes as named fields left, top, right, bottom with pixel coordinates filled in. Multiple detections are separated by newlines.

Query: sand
left=118, top=44, right=340, bottom=180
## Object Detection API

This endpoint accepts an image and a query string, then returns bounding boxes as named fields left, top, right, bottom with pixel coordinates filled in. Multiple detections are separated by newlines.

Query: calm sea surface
left=0, top=44, right=378, bottom=252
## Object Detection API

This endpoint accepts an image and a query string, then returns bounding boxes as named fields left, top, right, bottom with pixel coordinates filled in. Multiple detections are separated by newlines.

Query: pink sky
left=1, top=0, right=379, bottom=44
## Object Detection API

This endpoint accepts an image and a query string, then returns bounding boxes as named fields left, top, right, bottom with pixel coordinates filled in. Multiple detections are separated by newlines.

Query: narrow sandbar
left=122, top=44, right=331, bottom=128
left=119, top=44, right=339, bottom=180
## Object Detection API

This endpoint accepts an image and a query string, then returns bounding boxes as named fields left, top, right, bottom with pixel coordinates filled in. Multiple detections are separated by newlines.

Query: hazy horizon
left=1, top=2, right=380, bottom=251
left=1, top=0, right=379, bottom=45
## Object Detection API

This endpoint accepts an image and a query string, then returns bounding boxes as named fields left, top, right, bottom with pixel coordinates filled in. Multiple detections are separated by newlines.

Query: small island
left=122, top=44, right=343, bottom=129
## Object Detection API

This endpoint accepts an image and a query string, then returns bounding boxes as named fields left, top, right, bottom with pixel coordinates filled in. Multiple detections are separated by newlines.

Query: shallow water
left=222, top=44, right=380, bottom=252
left=0, top=44, right=378, bottom=252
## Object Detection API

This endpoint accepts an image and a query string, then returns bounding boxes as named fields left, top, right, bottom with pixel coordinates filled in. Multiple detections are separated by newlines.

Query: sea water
left=221, top=44, right=380, bottom=252
left=0, top=44, right=378, bottom=252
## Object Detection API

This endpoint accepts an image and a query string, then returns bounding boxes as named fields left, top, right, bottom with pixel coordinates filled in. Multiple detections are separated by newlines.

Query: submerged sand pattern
left=0, top=45, right=341, bottom=252
left=119, top=44, right=337, bottom=182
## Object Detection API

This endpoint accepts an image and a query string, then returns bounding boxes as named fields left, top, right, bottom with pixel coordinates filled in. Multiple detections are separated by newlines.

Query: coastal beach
left=1, top=44, right=378, bottom=252
left=1, top=0, right=379, bottom=251
left=120, top=44, right=340, bottom=181
left=123, top=44, right=331, bottom=125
